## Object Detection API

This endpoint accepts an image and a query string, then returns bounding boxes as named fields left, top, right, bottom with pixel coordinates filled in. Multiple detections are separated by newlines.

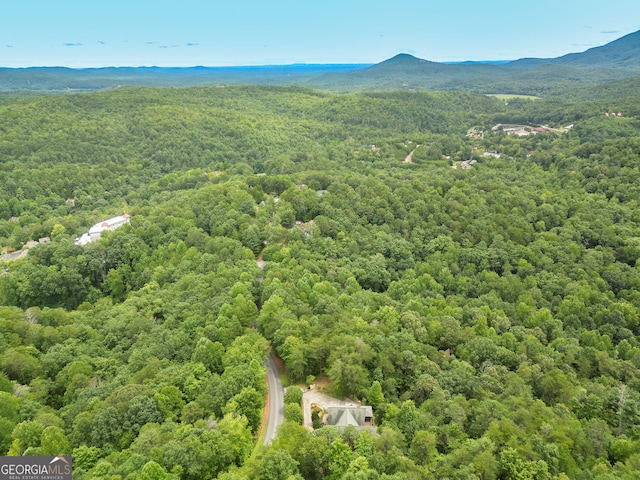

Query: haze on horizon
left=2, top=0, right=640, bottom=68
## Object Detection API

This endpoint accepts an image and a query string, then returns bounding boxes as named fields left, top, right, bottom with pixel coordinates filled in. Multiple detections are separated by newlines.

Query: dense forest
left=1, top=84, right=640, bottom=479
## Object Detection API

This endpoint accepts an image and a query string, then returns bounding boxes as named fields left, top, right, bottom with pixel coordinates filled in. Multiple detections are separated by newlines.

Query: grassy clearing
left=486, top=93, right=541, bottom=101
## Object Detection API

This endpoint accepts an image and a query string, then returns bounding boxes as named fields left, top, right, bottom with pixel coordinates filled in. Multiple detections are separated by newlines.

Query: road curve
left=263, top=353, right=285, bottom=445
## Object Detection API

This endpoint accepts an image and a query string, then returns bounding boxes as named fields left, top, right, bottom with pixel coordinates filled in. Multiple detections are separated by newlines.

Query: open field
left=486, top=93, right=541, bottom=100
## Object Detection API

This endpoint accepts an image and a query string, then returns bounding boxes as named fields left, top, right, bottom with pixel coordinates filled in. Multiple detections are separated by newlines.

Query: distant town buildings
left=491, top=123, right=564, bottom=135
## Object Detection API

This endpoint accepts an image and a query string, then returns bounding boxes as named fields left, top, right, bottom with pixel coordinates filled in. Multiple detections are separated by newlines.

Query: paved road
left=1, top=249, right=28, bottom=262
left=263, top=353, right=285, bottom=445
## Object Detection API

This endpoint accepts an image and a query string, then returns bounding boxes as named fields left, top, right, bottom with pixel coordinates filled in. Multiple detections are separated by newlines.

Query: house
left=460, top=159, right=478, bottom=170
left=293, top=220, right=315, bottom=237
left=1, top=236, right=53, bottom=261
left=326, top=406, right=374, bottom=430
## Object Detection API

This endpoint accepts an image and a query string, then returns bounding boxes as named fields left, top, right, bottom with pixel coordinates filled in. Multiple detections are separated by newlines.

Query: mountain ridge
left=367, top=29, right=640, bottom=70
left=1, top=30, right=639, bottom=97
left=507, top=29, right=640, bottom=68
left=308, top=30, right=640, bottom=96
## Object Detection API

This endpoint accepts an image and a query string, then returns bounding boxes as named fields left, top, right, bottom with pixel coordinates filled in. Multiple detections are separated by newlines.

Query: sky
left=1, top=0, right=640, bottom=68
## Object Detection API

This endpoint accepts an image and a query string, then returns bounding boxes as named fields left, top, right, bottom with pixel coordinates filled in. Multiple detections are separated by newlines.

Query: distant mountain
left=443, top=60, right=511, bottom=65
left=362, top=53, right=499, bottom=76
left=0, top=64, right=369, bottom=93
left=509, top=29, right=640, bottom=69
left=309, top=54, right=504, bottom=92
left=368, top=53, right=440, bottom=71
left=309, top=30, right=640, bottom=96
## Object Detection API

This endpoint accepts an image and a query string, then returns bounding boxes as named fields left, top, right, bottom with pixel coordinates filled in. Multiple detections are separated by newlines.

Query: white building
left=75, top=214, right=130, bottom=246
left=75, top=233, right=92, bottom=246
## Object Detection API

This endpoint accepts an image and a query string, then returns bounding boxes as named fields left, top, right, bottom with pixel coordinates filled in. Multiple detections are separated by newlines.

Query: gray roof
left=327, top=406, right=373, bottom=428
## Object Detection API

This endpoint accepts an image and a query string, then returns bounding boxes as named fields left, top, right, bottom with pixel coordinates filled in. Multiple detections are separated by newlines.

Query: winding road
left=257, top=249, right=284, bottom=445
left=263, top=353, right=285, bottom=445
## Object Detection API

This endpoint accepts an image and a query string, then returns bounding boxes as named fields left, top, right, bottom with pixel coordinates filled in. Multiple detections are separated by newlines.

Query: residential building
left=326, top=406, right=374, bottom=430
left=75, top=214, right=131, bottom=246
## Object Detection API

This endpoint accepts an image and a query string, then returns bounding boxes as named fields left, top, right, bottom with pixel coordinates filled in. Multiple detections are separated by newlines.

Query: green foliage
left=153, top=386, right=185, bottom=422
left=124, top=396, right=163, bottom=435
left=311, top=410, right=322, bottom=430
left=1, top=347, right=44, bottom=383
left=0, top=83, right=640, bottom=479
left=410, top=430, right=437, bottom=466
left=90, top=407, right=123, bottom=448
left=140, top=461, right=171, bottom=480
left=258, top=448, right=300, bottom=480
left=499, top=447, right=550, bottom=480
left=10, top=420, right=44, bottom=455
left=284, top=403, right=304, bottom=425
left=0, top=391, right=19, bottom=423
left=0, top=418, right=15, bottom=455
left=40, top=425, right=71, bottom=456
left=244, top=224, right=264, bottom=255
left=223, top=386, right=264, bottom=434
left=367, top=381, right=384, bottom=409
left=72, top=445, right=102, bottom=471
left=284, top=386, right=303, bottom=406
left=0, top=372, right=13, bottom=393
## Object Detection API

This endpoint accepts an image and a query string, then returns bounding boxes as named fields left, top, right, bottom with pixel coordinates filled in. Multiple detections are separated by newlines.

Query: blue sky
left=2, top=0, right=639, bottom=68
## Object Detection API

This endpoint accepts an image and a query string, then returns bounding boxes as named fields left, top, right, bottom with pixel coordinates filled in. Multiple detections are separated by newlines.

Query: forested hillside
left=1, top=86, right=640, bottom=479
